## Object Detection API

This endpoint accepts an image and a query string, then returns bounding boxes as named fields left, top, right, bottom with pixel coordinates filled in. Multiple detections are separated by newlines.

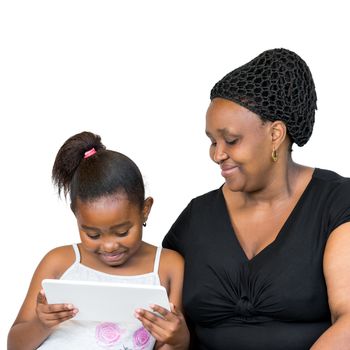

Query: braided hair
left=210, top=48, right=317, bottom=146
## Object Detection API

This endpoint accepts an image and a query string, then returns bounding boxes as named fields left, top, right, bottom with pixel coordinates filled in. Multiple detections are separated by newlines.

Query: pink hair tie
left=84, top=148, right=97, bottom=159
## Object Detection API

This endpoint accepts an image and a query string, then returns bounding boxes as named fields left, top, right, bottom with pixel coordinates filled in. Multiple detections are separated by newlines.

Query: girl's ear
left=142, top=197, right=154, bottom=223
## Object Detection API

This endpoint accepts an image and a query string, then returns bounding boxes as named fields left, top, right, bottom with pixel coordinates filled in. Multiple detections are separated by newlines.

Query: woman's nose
left=213, top=143, right=228, bottom=164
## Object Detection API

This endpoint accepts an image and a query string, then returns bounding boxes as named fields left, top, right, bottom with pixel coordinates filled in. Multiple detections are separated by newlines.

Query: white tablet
left=42, top=279, right=170, bottom=323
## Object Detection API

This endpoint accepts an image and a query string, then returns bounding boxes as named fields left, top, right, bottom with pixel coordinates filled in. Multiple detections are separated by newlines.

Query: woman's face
left=75, top=194, right=152, bottom=267
left=206, top=98, right=274, bottom=192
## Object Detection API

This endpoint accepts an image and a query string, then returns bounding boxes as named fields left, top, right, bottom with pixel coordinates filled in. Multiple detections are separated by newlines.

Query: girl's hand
left=135, top=303, right=190, bottom=349
left=36, top=289, right=78, bottom=329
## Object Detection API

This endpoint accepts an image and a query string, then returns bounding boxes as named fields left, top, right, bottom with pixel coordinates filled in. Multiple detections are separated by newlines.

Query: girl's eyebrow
left=80, top=225, right=101, bottom=232
left=81, top=221, right=132, bottom=232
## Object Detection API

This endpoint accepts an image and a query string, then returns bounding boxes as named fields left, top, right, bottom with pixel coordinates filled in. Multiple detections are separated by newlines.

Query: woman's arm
left=7, top=246, right=77, bottom=350
left=135, top=249, right=190, bottom=350
left=311, top=222, right=350, bottom=349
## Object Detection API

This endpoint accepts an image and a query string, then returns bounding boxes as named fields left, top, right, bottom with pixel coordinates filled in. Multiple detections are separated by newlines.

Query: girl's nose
left=101, top=237, right=119, bottom=252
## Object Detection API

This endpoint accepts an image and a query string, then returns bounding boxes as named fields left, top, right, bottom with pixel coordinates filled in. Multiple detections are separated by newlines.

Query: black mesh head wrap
left=210, top=48, right=317, bottom=146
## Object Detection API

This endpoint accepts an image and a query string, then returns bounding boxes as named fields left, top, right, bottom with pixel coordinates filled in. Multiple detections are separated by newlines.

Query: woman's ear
left=270, top=120, right=287, bottom=149
left=142, top=197, right=154, bottom=223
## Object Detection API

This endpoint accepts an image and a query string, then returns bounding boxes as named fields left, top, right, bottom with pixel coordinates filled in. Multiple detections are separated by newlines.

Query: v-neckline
left=220, top=168, right=318, bottom=262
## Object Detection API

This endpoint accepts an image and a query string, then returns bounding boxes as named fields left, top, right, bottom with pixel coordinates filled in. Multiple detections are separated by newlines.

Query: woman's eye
left=226, top=139, right=237, bottom=145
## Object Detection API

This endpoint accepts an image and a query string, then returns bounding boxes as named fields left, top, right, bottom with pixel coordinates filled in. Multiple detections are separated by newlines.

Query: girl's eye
left=83, top=230, right=101, bottom=239
left=117, top=231, right=129, bottom=237
left=86, top=233, right=100, bottom=240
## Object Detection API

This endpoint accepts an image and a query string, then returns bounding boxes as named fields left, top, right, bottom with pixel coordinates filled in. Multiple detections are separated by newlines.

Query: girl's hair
left=52, top=131, right=145, bottom=211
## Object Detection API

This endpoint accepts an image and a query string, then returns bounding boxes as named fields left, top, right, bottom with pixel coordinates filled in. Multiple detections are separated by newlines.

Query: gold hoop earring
left=272, top=149, right=278, bottom=162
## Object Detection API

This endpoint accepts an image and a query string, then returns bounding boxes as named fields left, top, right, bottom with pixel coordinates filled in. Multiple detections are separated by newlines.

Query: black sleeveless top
left=163, top=169, right=350, bottom=350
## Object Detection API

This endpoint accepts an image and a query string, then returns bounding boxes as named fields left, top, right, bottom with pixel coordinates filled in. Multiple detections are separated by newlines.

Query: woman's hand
left=36, top=289, right=78, bottom=330
left=135, top=303, right=190, bottom=349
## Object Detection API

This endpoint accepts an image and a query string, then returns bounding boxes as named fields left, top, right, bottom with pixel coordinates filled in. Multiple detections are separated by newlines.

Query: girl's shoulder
left=39, top=245, right=77, bottom=278
left=43, top=245, right=76, bottom=262
left=159, top=248, right=184, bottom=278
left=142, top=243, right=183, bottom=265
left=160, top=247, right=184, bottom=264
left=158, top=248, right=185, bottom=306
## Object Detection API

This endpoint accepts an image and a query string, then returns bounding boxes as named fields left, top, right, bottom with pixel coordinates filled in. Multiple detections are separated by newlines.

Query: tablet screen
left=42, top=279, right=170, bottom=323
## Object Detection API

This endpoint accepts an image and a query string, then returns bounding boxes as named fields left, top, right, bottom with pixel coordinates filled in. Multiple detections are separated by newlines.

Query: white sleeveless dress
left=37, top=244, right=162, bottom=350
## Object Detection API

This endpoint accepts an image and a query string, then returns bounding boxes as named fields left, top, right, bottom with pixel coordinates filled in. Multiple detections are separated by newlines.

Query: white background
left=1, top=0, right=350, bottom=347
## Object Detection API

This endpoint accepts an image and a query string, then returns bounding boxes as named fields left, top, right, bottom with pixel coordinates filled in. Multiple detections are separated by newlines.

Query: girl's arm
left=311, top=222, right=350, bottom=349
left=7, top=246, right=77, bottom=350
left=135, top=248, right=190, bottom=350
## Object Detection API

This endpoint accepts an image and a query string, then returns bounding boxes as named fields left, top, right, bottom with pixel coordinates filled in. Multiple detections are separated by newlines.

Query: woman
left=162, top=48, right=350, bottom=349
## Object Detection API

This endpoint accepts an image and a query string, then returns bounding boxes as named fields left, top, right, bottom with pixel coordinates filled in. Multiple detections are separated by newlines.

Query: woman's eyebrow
left=206, top=128, right=239, bottom=137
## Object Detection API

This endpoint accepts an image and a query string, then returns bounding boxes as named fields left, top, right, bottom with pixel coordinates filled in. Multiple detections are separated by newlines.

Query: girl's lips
left=100, top=251, right=126, bottom=262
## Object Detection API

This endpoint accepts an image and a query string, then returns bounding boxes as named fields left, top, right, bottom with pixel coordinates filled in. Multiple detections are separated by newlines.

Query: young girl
left=8, top=131, right=189, bottom=350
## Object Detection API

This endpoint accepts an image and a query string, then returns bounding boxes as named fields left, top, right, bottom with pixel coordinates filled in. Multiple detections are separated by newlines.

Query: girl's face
left=75, top=194, right=153, bottom=267
left=206, top=98, right=274, bottom=193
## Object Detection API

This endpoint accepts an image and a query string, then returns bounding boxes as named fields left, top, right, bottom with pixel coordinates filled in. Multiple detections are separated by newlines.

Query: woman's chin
left=224, top=178, right=244, bottom=192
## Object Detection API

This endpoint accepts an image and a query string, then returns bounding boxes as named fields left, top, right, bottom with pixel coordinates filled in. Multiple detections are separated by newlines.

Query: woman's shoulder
left=182, top=187, right=224, bottom=214
left=168, top=187, right=223, bottom=225
left=312, top=168, right=350, bottom=194
left=310, top=168, right=350, bottom=217
left=311, top=169, right=350, bottom=235
left=193, top=187, right=223, bottom=201
left=314, top=168, right=350, bottom=183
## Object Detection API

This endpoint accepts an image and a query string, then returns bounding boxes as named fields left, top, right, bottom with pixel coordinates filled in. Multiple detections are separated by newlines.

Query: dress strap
left=153, top=247, right=162, bottom=274
left=72, top=243, right=81, bottom=263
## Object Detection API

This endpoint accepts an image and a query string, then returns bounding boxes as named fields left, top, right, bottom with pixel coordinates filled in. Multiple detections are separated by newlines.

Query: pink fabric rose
left=95, top=322, right=121, bottom=347
left=133, top=327, right=151, bottom=349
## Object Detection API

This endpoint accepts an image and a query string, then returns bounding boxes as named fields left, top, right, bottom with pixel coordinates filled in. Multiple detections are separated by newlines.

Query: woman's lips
left=220, top=165, right=238, bottom=178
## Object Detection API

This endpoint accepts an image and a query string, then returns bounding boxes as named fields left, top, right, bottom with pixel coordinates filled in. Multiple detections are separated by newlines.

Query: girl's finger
left=149, top=304, right=175, bottom=320
left=37, top=289, right=47, bottom=304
